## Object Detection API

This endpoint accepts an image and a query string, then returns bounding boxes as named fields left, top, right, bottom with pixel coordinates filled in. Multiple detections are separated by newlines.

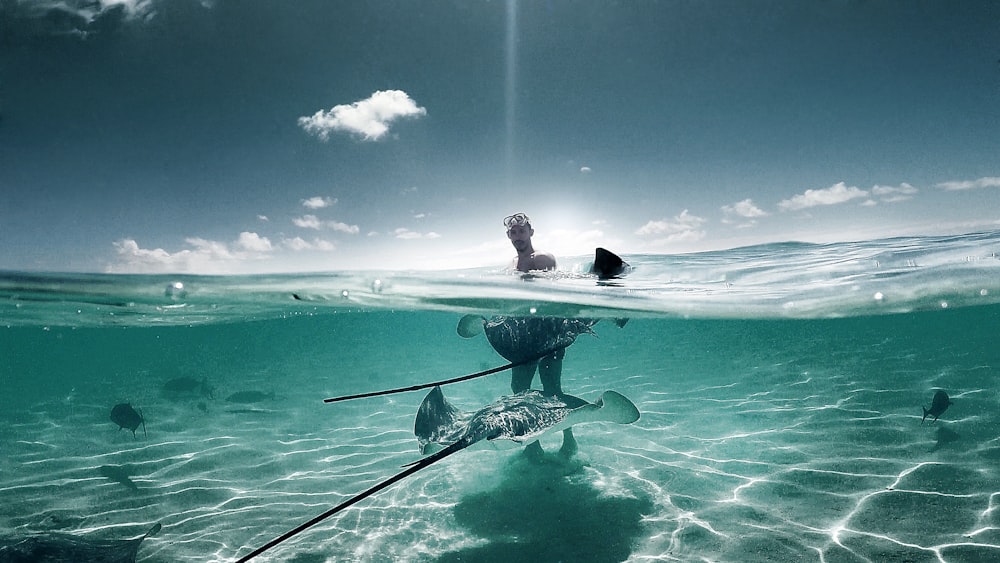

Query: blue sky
left=1, top=0, right=998, bottom=273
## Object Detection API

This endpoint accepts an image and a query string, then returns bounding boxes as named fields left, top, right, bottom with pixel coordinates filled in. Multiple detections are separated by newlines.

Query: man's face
left=507, top=224, right=533, bottom=251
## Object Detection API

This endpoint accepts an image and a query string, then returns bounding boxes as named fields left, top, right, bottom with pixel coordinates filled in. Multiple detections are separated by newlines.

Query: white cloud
left=721, top=199, right=768, bottom=226
left=871, top=182, right=918, bottom=203
left=292, top=214, right=360, bottom=234
left=778, top=182, right=868, bottom=211
left=257, top=214, right=269, bottom=222
left=298, top=90, right=427, bottom=141
left=394, top=228, right=441, bottom=240
left=282, top=237, right=336, bottom=252
left=635, top=209, right=706, bottom=237
left=236, top=231, right=273, bottom=252
left=580, top=166, right=592, bottom=174
left=301, top=196, right=337, bottom=209
left=108, top=231, right=272, bottom=274
left=936, top=177, right=1000, bottom=191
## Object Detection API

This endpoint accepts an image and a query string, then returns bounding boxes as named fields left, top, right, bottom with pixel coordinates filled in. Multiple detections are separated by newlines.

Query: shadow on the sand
left=436, top=453, right=653, bottom=563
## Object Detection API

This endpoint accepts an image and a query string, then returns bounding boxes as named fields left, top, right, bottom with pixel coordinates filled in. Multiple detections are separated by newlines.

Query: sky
left=1, top=0, right=999, bottom=274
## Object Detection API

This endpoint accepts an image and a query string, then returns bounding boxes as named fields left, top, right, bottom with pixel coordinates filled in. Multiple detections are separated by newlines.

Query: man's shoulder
left=532, top=252, right=557, bottom=270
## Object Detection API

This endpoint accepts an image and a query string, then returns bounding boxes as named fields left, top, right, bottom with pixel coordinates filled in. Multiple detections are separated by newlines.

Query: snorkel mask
left=503, top=213, right=531, bottom=230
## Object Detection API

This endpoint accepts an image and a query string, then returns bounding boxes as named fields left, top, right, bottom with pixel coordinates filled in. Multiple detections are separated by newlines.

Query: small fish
left=225, top=391, right=276, bottom=404
left=921, top=390, right=952, bottom=423
left=110, top=403, right=146, bottom=439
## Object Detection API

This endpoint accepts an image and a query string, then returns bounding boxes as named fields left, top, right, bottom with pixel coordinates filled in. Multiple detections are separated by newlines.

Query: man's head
left=504, top=212, right=533, bottom=252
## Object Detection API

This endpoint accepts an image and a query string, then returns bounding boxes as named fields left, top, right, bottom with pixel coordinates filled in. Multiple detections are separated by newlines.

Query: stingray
left=110, top=403, right=145, bottom=439
left=0, top=522, right=160, bottom=563
left=457, top=315, right=599, bottom=363
left=236, top=386, right=640, bottom=561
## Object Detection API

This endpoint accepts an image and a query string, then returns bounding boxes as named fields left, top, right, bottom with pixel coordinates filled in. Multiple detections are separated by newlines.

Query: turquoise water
left=2, top=233, right=1000, bottom=562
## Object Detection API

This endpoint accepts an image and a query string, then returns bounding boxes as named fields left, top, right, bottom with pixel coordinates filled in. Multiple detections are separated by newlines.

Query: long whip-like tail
left=322, top=347, right=565, bottom=403
left=235, top=446, right=461, bottom=562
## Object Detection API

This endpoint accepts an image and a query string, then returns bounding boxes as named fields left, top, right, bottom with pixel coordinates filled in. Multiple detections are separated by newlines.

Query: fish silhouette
left=921, top=390, right=952, bottom=423
left=110, top=403, right=146, bottom=438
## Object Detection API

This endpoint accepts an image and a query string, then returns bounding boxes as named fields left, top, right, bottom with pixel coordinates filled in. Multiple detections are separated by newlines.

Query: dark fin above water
left=591, top=247, right=630, bottom=280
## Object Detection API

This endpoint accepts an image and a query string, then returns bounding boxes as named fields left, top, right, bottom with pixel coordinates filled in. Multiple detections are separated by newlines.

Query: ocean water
left=2, top=232, right=1000, bottom=562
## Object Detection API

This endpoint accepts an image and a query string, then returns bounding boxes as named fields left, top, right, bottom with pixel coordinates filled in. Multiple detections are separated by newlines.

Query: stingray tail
left=921, top=406, right=929, bottom=424
left=235, top=448, right=461, bottom=562
left=322, top=347, right=565, bottom=403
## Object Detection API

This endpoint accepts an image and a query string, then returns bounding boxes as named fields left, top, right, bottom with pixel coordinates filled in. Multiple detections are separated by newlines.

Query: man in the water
left=503, top=212, right=577, bottom=459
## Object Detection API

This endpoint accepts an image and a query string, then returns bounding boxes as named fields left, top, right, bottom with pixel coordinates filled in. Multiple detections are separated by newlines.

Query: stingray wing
left=510, top=390, right=641, bottom=444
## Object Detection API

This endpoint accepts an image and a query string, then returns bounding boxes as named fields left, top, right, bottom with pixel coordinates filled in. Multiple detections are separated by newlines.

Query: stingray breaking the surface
left=236, top=387, right=640, bottom=561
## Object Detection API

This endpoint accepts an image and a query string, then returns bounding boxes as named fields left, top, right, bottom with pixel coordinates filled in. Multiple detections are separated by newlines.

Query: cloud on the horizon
left=292, top=215, right=360, bottom=234
left=109, top=231, right=272, bottom=274
left=635, top=210, right=707, bottom=244
left=937, top=177, right=1000, bottom=191
left=778, top=182, right=868, bottom=212
left=721, top=199, right=768, bottom=227
left=298, top=90, right=427, bottom=141
left=870, top=182, right=918, bottom=203
left=393, top=228, right=440, bottom=240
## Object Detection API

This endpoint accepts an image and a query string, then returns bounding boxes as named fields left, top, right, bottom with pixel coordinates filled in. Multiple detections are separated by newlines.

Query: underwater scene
left=2, top=232, right=1000, bottom=562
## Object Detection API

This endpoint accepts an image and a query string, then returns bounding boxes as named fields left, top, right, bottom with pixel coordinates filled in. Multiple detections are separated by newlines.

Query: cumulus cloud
left=936, top=177, right=1000, bottom=191
left=778, top=182, right=868, bottom=212
left=109, top=231, right=272, bottom=274
left=236, top=231, right=273, bottom=252
left=394, top=228, right=441, bottom=240
left=721, top=199, right=768, bottom=226
left=580, top=166, right=592, bottom=174
left=301, top=196, right=337, bottom=209
left=635, top=210, right=707, bottom=242
left=292, top=215, right=360, bottom=234
left=298, top=90, right=427, bottom=141
left=871, top=182, right=918, bottom=203
left=282, top=237, right=336, bottom=252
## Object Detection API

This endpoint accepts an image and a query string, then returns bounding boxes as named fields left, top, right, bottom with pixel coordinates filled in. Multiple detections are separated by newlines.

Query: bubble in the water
left=873, top=292, right=884, bottom=301
left=371, top=279, right=383, bottom=294
left=341, top=290, right=350, bottom=299
left=980, top=289, right=989, bottom=296
left=165, top=281, right=187, bottom=300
